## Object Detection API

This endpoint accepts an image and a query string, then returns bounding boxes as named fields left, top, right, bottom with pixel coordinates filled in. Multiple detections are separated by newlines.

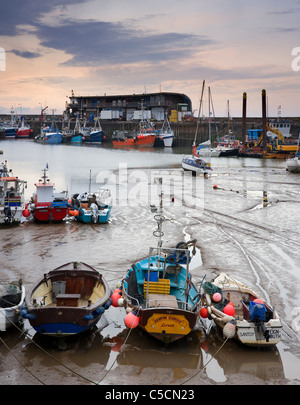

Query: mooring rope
left=180, top=335, right=230, bottom=385
left=0, top=314, right=99, bottom=385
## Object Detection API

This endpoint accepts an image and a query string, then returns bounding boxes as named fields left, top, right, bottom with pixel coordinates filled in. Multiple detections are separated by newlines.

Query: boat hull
left=113, top=134, right=156, bottom=147
left=182, top=157, right=212, bottom=174
left=161, top=135, right=174, bottom=147
left=0, top=282, right=25, bottom=331
left=21, top=262, right=112, bottom=337
left=16, top=129, right=31, bottom=138
left=4, top=128, right=17, bottom=138
left=84, top=131, right=103, bottom=144
left=76, top=207, right=111, bottom=224
left=286, top=157, right=300, bottom=172
left=33, top=203, right=68, bottom=222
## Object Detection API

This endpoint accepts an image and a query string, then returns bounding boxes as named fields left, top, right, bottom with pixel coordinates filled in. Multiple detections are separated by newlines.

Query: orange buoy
left=124, top=311, right=139, bottom=328
left=223, top=304, right=235, bottom=316
left=253, top=298, right=264, bottom=305
left=111, top=293, right=121, bottom=307
left=22, top=209, right=30, bottom=217
left=200, top=307, right=208, bottom=318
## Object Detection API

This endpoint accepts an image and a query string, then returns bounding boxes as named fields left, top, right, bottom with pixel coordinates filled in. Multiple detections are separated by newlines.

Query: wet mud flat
left=1, top=162, right=300, bottom=386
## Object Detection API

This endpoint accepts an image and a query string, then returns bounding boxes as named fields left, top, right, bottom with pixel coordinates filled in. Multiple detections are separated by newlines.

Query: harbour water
left=0, top=138, right=300, bottom=386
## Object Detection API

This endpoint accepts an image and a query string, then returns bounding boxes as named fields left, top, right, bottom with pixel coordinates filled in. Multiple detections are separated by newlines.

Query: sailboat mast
left=208, top=87, right=211, bottom=146
left=227, top=100, right=230, bottom=144
left=193, top=80, right=205, bottom=145
left=88, top=169, right=91, bottom=194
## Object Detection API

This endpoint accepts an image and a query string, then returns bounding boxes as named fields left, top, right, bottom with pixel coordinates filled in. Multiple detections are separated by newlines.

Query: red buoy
left=200, top=307, right=208, bottom=318
left=111, top=293, right=121, bottom=307
left=223, top=304, right=235, bottom=316
left=124, top=312, right=139, bottom=328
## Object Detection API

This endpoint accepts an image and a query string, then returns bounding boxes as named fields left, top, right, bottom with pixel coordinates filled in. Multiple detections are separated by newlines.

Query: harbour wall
left=1, top=115, right=299, bottom=147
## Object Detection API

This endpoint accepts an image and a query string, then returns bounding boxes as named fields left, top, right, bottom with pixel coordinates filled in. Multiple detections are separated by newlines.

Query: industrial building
left=65, top=91, right=193, bottom=122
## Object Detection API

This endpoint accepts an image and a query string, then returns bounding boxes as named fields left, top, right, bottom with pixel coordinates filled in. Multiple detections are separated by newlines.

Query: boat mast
left=227, top=100, right=230, bottom=144
left=193, top=80, right=205, bottom=146
left=208, top=87, right=211, bottom=146
left=88, top=169, right=91, bottom=194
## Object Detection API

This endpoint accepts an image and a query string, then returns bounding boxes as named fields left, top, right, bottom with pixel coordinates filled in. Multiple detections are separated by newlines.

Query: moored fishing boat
left=21, top=261, right=112, bottom=336
left=158, top=115, right=174, bottom=147
left=0, top=280, right=25, bottom=331
left=114, top=194, right=203, bottom=345
left=286, top=134, right=300, bottom=172
left=83, top=117, right=104, bottom=144
left=29, top=166, right=69, bottom=223
left=16, top=117, right=32, bottom=138
left=35, top=123, right=63, bottom=144
left=0, top=160, right=28, bottom=225
left=286, top=153, right=300, bottom=172
left=202, top=272, right=282, bottom=347
left=70, top=189, right=112, bottom=224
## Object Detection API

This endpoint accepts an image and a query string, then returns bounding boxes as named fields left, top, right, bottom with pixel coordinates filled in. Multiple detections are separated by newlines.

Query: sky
left=0, top=0, right=300, bottom=117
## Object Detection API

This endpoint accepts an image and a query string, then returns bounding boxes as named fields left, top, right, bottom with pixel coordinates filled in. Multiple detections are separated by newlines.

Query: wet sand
left=1, top=142, right=300, bottom=386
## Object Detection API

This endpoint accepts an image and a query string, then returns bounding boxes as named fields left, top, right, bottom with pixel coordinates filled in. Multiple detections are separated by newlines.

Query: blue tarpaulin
left=249, top=301, right=266, bottom=321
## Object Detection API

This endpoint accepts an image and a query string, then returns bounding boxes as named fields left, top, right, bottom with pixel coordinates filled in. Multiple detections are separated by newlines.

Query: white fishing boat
left=0, top=160, right=28, bottom=225
left=158, top=115, right=174, bottom=147
left=202, top=273, right=282, bottom=347
left=286, top=153, right=300, bottom=172
left=286, top=134, right=300, bottom=173
left=0, top=280, right=25, bottom=331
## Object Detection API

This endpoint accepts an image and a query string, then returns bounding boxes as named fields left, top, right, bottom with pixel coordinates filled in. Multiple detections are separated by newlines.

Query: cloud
left=0, top=0, right=87, bottom=35
left=10, top=49, right=42, bottom=58
left=35, top=19, right=214, bottom=66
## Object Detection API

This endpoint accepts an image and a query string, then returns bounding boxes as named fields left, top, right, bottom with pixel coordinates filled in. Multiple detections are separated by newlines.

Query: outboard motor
left=249, top=301, right=270, bottom=342
left=4, top=206, right=12, bottom=223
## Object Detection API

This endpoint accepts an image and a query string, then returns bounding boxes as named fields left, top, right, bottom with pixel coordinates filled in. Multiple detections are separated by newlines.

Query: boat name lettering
left=239, top=331, right=255, bottom=337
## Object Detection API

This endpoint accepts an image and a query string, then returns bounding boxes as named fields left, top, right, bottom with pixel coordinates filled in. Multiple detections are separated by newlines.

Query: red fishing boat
left=30, top=167, right=69, bottom=222
left=16, top=117, right=33, bottom=138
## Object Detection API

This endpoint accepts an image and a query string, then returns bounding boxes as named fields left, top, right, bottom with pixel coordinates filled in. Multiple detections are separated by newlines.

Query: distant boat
left=35, top=123, right=63, bottom=144
left=62, top=118, right=84, bottom=144
left=21, top=261, right=112, bottom=336
left=0, top=280, right=25, bottom=331
left=158, top=115, right=174, bottom=147
left=30, top=166, right=69, bottom=223
left=0, top=160, right=28, bottom=225
left=182, top=80, right=213, bottom=175
left=113, top=105, right=156, bottom=147
left=286, top=133, right=300, bottom=173
left=16, top=117, right=32, bottom=138
left=84, top=117, right=104, bottom=144
left=3, top=109, right=18, bottom=138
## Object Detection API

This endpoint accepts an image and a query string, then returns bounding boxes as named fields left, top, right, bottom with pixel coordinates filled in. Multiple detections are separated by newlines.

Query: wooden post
left=242, top=92, right=247, bottom=145
left=262, top=89, right=267, bottom=151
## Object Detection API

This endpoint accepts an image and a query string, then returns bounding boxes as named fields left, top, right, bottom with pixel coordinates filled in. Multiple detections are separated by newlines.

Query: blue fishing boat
left=21, top=261, right=112, bottom=336
left=35, top=123, right=62, bottom=144
left=70, top=189, right=112, bottom=224
left=114, top=192, right=203, bottom=344
left=83, top=117, right=104, bottom=144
